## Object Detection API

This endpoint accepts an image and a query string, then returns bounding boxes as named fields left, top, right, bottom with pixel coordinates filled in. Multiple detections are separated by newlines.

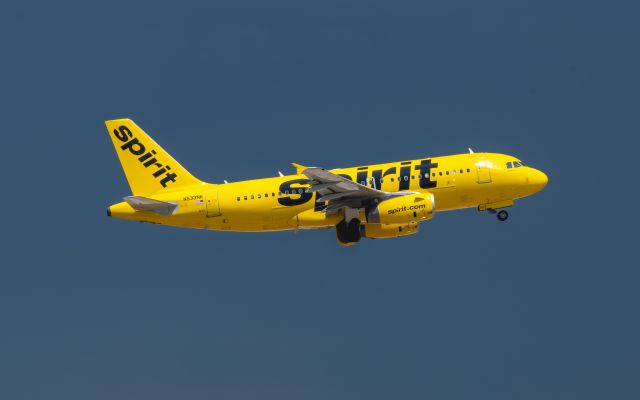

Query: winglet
left=291, top=163, right=307, bottom=174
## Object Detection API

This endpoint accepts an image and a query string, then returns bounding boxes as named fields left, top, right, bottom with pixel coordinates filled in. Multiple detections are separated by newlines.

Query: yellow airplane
left=106, top=119, right=548, bottom=245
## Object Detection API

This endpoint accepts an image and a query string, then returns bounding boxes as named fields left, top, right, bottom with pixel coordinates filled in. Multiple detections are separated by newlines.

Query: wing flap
left=303, top=168, right=382, bottom=196
left=317, top=190, right=363, bottom=203
left=309, top=181, right=343, bottom=192
left=302, top=167, right=419, bottom=213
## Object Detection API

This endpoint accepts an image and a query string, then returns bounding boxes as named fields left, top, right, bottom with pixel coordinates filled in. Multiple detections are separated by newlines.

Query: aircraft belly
left=432, top=188, right=481, bottom=211
left=296, top=208, right=341, bottom=228
left=199, top=206, right=299, bottom=231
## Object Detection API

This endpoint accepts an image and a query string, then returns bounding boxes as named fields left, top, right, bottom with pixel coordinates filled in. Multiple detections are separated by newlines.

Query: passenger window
left=459, top=169, right=463, bottom=173
left=452, top=170, right=456, bottom=175
left=272, top=192, right=275, bottom=197
left=236, top=197, right=240, bottom=201
left=466, top=168, right=470, bottom=173
left=439, top=172, right=442, bottom=176
left=446, top=171, right=449, bottom=175
left=265, top=193, right=268, bottom=198
left=257, top=194, right=261, bottom=199
left=411, top=175, right=415, bottom=179
left=243, top=196, right=247, bottom=200
left=507, top=162, right=512, bottom=169
left=432, top=173, right=435, bottom=177
left=390, top=177, right=395, bottom=182
left=250, top=195, right=254, bottom=199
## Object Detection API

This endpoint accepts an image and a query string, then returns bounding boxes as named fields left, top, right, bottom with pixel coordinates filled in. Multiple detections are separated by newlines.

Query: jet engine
left=361, top=222, right=419, bottom=239
left=366, top=193, right=435, bottom=225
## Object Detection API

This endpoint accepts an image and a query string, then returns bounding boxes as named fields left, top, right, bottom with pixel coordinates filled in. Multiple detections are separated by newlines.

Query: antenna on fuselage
left=278, top=171, right=284, bottom=177
left=468, top=148, right=475, bottom=154
left=223, top=180, right=228, bottom=184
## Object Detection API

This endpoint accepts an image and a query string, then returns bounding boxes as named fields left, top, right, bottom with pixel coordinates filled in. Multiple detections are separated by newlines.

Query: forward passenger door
left=476, top=164, right=492, bottom=184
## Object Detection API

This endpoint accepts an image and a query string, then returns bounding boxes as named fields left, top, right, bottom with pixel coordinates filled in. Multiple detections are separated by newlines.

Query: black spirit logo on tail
left=113, top=125, right=178, bottom=188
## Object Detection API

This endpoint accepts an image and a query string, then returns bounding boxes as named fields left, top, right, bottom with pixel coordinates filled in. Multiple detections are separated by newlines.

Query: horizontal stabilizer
left=123, top=196, right=178, bottom=215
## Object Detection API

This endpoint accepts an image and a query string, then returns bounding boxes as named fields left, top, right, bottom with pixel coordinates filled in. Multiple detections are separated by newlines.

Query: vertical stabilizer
left=106, top=119, right=201, bottom=195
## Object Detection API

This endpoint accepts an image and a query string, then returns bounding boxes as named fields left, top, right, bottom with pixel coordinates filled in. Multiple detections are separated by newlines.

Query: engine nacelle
left=367, top=193, right=435, bottom=225
left=361, top=222, right=419, bottom=239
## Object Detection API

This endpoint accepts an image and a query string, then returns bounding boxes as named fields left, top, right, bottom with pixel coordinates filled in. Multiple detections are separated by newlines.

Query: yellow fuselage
left=108, top=152, right=548, bottom=231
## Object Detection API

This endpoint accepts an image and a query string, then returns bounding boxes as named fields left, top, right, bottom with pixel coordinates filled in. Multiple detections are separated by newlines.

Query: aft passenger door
left=205, top=189, right=221, bottom=217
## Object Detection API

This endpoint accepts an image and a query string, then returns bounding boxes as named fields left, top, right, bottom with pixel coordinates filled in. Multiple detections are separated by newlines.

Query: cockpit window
left=514, top=161, right=522, bottom=168
left=506, top=162, right=512, bottom=169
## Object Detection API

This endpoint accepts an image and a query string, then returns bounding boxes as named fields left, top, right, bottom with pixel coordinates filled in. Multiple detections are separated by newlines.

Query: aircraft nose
left=528, top=168, right=548, bottom=192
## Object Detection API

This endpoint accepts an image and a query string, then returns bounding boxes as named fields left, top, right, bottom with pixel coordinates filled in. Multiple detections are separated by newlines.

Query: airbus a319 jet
left=106, top=119, right=548, bottom=246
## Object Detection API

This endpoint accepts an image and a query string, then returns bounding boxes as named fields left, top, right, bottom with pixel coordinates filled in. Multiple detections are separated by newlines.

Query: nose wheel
left=487, top=208, right=509, bottom=221
left=496, top=210, right=509, bottom=221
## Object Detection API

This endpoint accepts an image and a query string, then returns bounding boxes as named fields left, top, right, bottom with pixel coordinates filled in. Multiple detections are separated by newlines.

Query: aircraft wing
left=302, top=167, right=416, bottom=213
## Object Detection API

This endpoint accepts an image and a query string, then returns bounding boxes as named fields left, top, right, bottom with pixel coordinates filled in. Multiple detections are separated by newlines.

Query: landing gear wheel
left=336, top=218, right=362, bottom=245
left=496, top=210, right=509, bottom=221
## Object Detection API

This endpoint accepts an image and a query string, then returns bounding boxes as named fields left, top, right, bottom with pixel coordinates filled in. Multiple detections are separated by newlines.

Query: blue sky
left=1, top=1, right=639, bottom=399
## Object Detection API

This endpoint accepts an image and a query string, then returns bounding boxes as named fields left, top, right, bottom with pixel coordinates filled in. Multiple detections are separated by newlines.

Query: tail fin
left=106, top=118, right=202, bottom=196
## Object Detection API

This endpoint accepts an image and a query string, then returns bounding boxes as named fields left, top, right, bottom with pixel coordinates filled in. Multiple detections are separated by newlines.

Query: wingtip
left=291, top=162, right=307, bottom=174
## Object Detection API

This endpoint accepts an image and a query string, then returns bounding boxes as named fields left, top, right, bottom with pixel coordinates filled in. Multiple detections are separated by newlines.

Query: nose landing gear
left=496, top=210, right=509, bottom=221
left=487, top=208, right=509, bottom=221
left=479, top=202, right=512, bottom=222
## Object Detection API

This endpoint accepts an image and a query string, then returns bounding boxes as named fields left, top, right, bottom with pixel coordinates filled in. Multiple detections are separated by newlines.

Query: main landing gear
left=336, top=218, right=361, bottom=245
left=488, top=208, right=509, bottom=221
